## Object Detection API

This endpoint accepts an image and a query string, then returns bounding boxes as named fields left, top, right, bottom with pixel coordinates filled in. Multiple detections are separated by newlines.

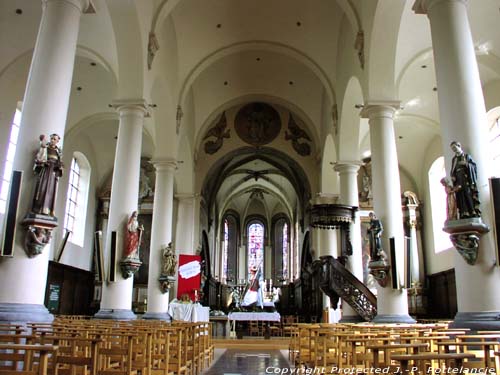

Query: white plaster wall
left=483, top=79, right=500, bottom=111
left=52, top=134, right=98, bottom=271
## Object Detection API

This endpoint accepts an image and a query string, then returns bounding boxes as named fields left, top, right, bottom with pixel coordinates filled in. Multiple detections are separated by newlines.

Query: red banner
left=177, top=254, right=201, bottom=301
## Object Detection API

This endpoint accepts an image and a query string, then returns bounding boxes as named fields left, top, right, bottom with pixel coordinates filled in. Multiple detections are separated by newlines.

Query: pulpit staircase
left=312, top=255, right=377, bottom=321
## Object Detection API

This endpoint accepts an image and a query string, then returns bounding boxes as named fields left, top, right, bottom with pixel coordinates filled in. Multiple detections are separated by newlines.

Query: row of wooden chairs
left=0, top=319, right=214, bottom=375
left=288, top=322, right=500, bottom=374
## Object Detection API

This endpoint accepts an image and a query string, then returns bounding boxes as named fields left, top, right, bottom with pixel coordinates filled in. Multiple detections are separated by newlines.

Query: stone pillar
left=95, top=100, right=148, bottom=320
left=414, top=0, right=500, bottom=328
left=0, top=0, right=93, bottom=323
left=334, top=161, right=365, bottom=322
left=174, top=194, right=198, bottom=255
left=361, top=103, right=414, bottom=323
left=143, top=160, right=176, bottom=320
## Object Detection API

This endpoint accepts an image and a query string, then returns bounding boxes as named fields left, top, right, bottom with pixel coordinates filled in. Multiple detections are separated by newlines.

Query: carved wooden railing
left=312, top=255, right=377, bottom=321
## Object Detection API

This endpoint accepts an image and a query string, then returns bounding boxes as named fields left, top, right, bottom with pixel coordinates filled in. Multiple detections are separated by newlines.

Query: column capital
left=110, top=99, right=150, bottom=117
left=413, top=0, right=468, bottom=14
left=360, top=100, right=401, bottom=119
left=151, top=158, right=177, bottom=172
left=43, top=0, right=96, bottom=13
left=333, top=161, right=363, bottom=174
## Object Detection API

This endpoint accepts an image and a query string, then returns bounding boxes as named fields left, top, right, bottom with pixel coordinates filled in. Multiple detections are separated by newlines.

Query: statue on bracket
left=159, top=242, right=177, bottom=293
left=443, top=141, right=489, bottom=265
left=367, top=212, right=390, bottom=287
left=32, top=134, right=63, bottom=216
left=22, top=134, right=63, bottom=258
left=120, top=211, right=143, bottom=278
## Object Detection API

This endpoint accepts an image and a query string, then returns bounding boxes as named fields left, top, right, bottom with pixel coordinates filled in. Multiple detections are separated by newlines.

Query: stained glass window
left=222, top=219, right=229, bottom=282
left=248, top=222, right=264, bottom=274
left=282, top=222, right=289, bottom=279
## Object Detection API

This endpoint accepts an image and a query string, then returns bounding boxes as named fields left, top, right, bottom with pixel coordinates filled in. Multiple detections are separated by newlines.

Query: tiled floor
left=202, top=348, right=292, bottom=375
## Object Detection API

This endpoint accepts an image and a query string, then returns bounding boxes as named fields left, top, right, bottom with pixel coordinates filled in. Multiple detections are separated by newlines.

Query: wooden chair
left=149, top=330, right=171, bottom=375
left=95, top=332, right=134, bottom=375
left=248, top=321, right=260, bottom=337
left=0, top=344, right=58, bottom=375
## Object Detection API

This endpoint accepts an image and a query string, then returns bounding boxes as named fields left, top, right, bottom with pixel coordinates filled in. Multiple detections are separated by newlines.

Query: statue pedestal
left=443, top=218, right=489, bottom=265
left=21, top=213, right=58, bottom=258
left=119, top=258, right=142, bottom=279
left=369, top=260, right=390, bottom=288
left=158, top=275, right=175, bottom=294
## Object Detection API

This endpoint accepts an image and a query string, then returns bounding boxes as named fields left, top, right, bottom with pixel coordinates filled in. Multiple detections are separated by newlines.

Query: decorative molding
left=147, top=32, right=159, bottom=70
left=203, top=112, right=230, bottom=154
left=331, top=104, right=338, bottom=135
left=176, top=105, right=183, bottom=134
left=285, top=115, right=311, bottom=156
left=354, top=30, right=365, bottom=69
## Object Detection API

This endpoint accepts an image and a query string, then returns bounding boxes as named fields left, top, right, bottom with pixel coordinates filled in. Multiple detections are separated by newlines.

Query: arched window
left=0, top=107, right=22, bottom=214
left=272, top=216, right=290, bottom=282
left=247, top=221, right=264, bottom=274
left=428, top=157, right=452, bottom=253
left=63, top=152, right=90, bottom=246
left=221, top=213, right=239, bottom=283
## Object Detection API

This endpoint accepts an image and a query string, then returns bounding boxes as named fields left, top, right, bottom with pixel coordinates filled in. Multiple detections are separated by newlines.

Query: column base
left=450, top=311, right=500, bottom=330
left=0, top=303, right=54, bottom=323
left=340, top=314, right=365, bottom=323
left=94, top=309, right=136, bottom=320
left=142, top=312, right=171, bottom=321
left=371, top=314, right=416, bottom=324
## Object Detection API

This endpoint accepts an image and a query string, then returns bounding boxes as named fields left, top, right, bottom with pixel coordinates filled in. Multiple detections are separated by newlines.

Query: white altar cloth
left=168, top=302, right=210, bottom=322
left=227, top=311, right=280, bottom=322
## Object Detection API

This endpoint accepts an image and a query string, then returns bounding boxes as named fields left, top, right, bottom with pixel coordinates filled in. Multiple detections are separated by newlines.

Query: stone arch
left=338, top=76, right=364, bottom=160
left=177, top=41, right=335, bottom=108
left=321, top=135, right=339, bottom=194
left=367, top=1, right=406, bottom=100
left=105, top=0, right=145, bottom=97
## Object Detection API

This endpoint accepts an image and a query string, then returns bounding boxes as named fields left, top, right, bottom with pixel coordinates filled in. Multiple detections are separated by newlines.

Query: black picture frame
left=1, top=170, right=22, bottom=257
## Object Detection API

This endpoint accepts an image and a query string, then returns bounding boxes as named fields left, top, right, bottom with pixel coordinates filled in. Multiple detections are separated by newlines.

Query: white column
left=0, top=0, right=93, bottom=323
left=408, top=216, right=421, bottom=285
left=361, top=103, right=414, bottom=323
left=334, top=161, right=365, bottom=322
left=414, top=0, right=500, bottom=328
left=143, top=160, right=176, bottom=320
left=174, top=194, right=198, bottom=255
left=95, top=100, right=147, bottom=320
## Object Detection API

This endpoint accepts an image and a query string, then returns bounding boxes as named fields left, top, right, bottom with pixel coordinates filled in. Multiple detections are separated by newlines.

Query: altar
left=227, top=310, right=281, bottom=339
left=167, top=301, right=210, bottom=322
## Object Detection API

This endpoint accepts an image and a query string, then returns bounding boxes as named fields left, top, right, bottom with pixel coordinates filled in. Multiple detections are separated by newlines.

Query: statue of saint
left=32, top=134, right=63, bottom=216
left=161, top=242, right=177, bottom=276
left=450, top=141, right=481, bottom=219
left=123, top=211, right=143, bottom=259
left=367, top=212, right=383, bottom=261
